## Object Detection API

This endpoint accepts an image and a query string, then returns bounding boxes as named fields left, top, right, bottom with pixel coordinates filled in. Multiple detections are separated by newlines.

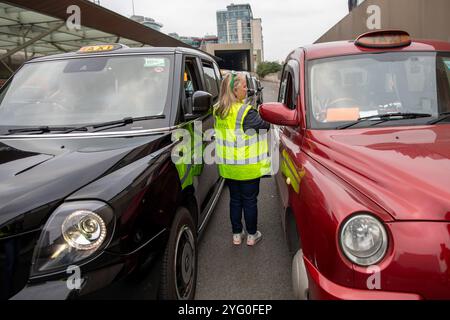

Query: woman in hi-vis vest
left=213, top=71, right=271, bottom=246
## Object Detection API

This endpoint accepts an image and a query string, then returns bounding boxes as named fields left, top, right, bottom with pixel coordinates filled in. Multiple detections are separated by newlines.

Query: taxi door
left=178, top=55, right=220, bottom=228
left=275, top=56, right=307, bottom=251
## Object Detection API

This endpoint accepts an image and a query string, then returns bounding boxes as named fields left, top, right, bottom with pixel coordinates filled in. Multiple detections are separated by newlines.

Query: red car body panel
left=305, top=257, right=422, bottom=300
left=269, top=37, right=450, bottom=299
left=303, top=126, right=450, bottom=221
left=353, top=222, right=450, bottom=299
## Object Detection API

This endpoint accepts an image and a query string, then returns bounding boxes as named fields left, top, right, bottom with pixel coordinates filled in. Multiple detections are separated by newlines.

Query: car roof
left=300, top=39, right=450, bottom=61
left=28, top=45, right=216, bottom=63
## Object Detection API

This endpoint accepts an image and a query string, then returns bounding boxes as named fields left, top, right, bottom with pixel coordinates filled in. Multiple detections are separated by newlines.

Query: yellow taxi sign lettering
left=355, top=30, right=411, bottom=49
left=78, top=44, right=119, bottom=53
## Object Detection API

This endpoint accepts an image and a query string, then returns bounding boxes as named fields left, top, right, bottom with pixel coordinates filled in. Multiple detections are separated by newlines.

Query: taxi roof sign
left=77, top=44, right=126, bottom=53
left=355, top=30, right=412, bottom=49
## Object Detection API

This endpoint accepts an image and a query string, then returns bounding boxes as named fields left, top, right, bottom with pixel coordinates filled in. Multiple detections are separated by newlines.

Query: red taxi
left=260, top=30, right=450, bottom=300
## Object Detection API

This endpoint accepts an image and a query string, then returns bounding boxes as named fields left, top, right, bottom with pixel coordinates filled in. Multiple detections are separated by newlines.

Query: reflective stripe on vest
left=213, top=102, right=271, bottom=180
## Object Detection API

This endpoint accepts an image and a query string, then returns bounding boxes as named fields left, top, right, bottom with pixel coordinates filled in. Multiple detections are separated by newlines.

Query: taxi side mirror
left=192, top=90, right=212, bottom=114
left=259, top=102, right=298, bottom=127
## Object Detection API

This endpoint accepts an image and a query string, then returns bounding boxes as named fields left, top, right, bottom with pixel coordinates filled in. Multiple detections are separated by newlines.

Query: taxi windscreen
left=308, top=52, right=450, bottom=129
left=0, top=55, right=173, bottom=127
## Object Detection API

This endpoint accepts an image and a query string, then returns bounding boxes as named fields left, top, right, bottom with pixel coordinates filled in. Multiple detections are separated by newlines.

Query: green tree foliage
left=256, top=61, right=282, bottom=78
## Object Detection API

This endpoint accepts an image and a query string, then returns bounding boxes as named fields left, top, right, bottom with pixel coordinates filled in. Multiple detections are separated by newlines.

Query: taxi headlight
left=62, top=211, right=106, bottom=250
left=339, top=214, right=388, bottom=266
left=32, top=201, right=114, bottom=276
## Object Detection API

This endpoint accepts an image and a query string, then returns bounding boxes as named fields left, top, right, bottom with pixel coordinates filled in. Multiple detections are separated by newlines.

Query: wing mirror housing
left=259, top=102, right=298, bottom=127
left=192, top=90, right=212, bottom=114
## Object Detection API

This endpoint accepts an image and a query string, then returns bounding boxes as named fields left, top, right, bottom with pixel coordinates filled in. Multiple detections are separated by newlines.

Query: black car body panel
left=0, top=46, right=223, bottom=299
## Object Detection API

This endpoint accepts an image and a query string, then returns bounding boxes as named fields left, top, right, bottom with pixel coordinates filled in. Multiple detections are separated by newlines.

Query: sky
left=98, top=0, right=349, bottom=62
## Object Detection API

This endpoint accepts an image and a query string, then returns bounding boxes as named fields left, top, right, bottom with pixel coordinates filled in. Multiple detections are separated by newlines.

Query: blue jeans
left=227, top=178, right=260, bottom=235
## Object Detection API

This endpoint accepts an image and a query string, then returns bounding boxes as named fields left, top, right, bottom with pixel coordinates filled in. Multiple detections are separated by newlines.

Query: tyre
left=159, top=207, right=198, bottom=300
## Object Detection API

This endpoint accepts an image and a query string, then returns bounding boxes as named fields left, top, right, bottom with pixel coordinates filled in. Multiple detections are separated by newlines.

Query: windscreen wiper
left=63, top=115, right=166, bottom=133
left=337, top=113, right=432, bottom=130
left=6, top=126, right=88, bottom=135
left=428, top=112, right=450, bottom=125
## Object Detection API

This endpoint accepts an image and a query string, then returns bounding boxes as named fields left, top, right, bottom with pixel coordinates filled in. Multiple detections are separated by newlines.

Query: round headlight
left=32, top=201, right=114, bottom=276
left=340, top=214, right=388, bottom=266
left=62, top=210, right=107, bottom=250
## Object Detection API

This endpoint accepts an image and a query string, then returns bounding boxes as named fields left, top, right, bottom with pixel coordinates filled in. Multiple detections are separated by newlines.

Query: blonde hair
left=215, top=72, right=244, bottom=119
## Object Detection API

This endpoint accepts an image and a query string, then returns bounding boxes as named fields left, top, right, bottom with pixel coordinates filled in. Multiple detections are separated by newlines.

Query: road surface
left=195, top=80, right=295, bottom=300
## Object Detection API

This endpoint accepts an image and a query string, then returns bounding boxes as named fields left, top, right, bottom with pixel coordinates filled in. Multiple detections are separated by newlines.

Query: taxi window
left=184, top=59, right=200, bottom=96
left=285, top=74, right=295, bottom=109
left=279, top=72, right=288, bottom=103
left=183, top=58, right=202, bottom=116
left=202, top=62, right=219, bottom=101
left=444, top=58, right=450, bottom=91
left=213, top=63, right=222, bottom=81
left=308, top=52, right=449, bottom=129
left=438, top=56, right=450, bottom=113
left=0, top=55, right=173, bottom=126
left=279, top=70, right=295, bottom=109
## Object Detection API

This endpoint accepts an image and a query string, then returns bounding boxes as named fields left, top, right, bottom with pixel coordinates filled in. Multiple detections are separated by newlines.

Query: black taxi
left=0, top=44, right=223, bottom=299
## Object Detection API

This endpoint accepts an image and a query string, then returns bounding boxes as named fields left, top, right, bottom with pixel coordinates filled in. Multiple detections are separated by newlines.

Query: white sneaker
left=246, top=231, right=262, bottom=246
left=233, top=232, right=245, bottom=245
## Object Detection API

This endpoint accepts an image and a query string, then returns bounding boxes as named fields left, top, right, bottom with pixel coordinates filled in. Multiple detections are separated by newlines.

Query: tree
left=256, top=61, right=282, bottom=78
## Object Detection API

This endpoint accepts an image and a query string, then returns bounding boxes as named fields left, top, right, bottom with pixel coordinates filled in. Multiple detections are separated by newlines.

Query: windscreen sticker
left=445, top=60, right=450, bottom=70
left=326, top=108, right=360, bottom=122
left=359, top=110, right=379, bottom=118
left=144, top=58, right=166, bottom=68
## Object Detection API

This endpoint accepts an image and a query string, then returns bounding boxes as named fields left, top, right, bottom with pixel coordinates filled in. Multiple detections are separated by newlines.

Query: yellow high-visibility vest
left=214, top=101, right=270, bottom=180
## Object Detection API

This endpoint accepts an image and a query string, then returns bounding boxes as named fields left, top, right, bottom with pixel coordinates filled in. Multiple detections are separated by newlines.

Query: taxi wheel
left=159, top=207, right=198, bottom=300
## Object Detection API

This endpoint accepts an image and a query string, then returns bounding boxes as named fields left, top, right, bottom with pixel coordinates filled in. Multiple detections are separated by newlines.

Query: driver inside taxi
left=313, top=69, right=361, bottom=122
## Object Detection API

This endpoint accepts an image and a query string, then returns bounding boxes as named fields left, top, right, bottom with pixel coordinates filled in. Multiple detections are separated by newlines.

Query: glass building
left=130, top=15, right=163, bottom=32
left=217, top=4, right=253, bottom=44
left=168, top=33, right=218, bottom=49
